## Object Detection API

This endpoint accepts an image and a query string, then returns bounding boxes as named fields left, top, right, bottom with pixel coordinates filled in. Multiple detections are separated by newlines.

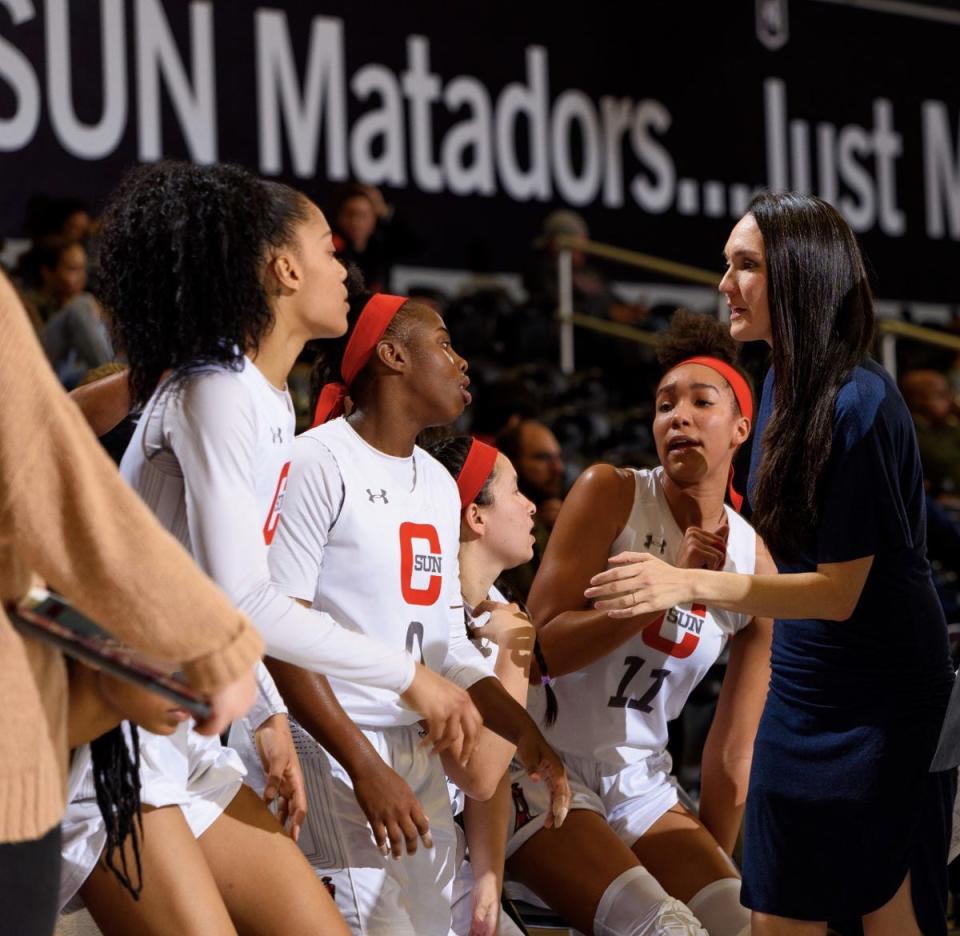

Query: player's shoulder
left=290, top=425, right=343, bottom=477
left=171, top=360, right=254, bottom=412
left=725, top=503, right=758, bottom=543
left=416, top=444, right=460, bottom=499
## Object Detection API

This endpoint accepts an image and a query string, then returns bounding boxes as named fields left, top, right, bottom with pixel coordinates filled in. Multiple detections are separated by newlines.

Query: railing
left=552, top=234, right=960, bottom=377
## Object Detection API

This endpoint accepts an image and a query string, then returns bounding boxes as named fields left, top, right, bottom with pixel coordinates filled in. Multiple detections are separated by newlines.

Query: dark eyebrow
left=724, top=247, right=761, bottom=261
left=656, top=380, right=720, bottom=396
left=437, top=326, right=451, bottom=338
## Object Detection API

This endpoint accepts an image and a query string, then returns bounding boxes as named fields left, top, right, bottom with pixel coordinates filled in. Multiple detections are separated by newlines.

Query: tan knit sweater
left=0, top=272, right=265, bottom=844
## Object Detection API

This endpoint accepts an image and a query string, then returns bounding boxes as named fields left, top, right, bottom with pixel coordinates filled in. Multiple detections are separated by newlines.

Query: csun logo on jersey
left=641, top=603, right=707, bottom=659
left=263, top=462, right=291, bottom=545
left=399, top=522, right=443, bottom=606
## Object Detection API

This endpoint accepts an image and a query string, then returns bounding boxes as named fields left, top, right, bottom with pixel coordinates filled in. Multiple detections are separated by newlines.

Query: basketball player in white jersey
left=258, top=289, right=570, bottom=935
left=502, top=311, right=776, bottom=936
left=60, top=162, right=480, bottom=935
left=428, top=435, right=554, bottom=936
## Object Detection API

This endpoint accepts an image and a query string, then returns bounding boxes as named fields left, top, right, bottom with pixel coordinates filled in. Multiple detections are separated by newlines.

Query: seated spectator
left=330, top=182, right=421, bottom=291
left=497, top=419, right=568, bottom=599
left=524, top=209, right=648, bottom=327
left=19, top=238, right=113, bottom=387
left=901, top=368, right=960, bottom=497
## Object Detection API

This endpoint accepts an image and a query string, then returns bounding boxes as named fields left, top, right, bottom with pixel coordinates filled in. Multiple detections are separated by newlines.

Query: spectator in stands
left=19, top=238, right=113, bottom=387
left=497, top=420, right=567, bottom=599
left=330, top=183, right=421, bottom=292
left=901, top=369, right=960, bottom=497
left=524, top=210, right=648, bottom=327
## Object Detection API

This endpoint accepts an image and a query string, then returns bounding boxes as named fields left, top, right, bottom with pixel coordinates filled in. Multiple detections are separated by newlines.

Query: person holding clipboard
left=0, top=268, right=264, bottom=936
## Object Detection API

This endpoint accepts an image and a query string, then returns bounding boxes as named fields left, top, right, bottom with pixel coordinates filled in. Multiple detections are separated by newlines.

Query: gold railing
left=552, top=234, right=960, bottom=375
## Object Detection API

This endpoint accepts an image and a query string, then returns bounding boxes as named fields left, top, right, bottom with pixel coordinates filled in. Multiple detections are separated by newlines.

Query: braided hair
left=90, top=721, right=144, bottom=900
left=427, top=435, right=558, bottom=726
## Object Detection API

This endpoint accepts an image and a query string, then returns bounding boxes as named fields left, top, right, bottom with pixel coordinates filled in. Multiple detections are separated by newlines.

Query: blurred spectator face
left=517, top=420, right=565, bottom=501
left=901, top=370, right=953, bottom=425
left=61, top=209, right=92, bottom=243
left=41, top=242, right=87, bottom=304
left=337, top=195, right=378, bottom=251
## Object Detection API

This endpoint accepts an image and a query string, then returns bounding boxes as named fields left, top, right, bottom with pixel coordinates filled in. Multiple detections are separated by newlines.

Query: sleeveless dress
left=740, top=361, right=956, bottom=932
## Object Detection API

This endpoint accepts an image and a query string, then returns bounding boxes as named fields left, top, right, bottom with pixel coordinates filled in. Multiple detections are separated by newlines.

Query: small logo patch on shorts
left=511, top=782, right=539, bottom=833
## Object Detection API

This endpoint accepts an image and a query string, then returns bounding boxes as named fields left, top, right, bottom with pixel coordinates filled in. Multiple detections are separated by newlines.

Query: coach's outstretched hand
left=401, top=663, right=484, bottom=767
left=586, top=552, right=696, bottom=618
left=194, top=667, right=257, bottom=737
left=515, top=729, right=571, bottom=828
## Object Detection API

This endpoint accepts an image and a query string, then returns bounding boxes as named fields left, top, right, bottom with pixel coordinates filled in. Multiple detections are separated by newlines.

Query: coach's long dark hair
left=747, top=192, right=875, bottom=559
left=428, top=435, right=558, bottom=726
left=97, top=161, right=312, bottom=407
left=90, top=722, right=144, bottom=900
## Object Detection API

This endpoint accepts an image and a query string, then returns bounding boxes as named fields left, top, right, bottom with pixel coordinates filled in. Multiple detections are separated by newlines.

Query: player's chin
left=143, top=721, right=181, bottom=736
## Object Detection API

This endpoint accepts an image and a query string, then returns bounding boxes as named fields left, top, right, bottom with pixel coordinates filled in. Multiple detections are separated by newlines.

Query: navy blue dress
left=740, top=360, right=956, bottom=931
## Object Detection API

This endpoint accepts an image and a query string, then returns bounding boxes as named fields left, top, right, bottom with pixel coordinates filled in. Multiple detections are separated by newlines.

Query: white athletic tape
left=686, top=877, right=750, bottom=936
left=593, top=865, right=707, bottom=935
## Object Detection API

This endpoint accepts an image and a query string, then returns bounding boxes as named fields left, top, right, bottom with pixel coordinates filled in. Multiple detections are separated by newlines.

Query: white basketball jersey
left=269, top=418, right=489, bottom=728
left=121, top=357, right=293, bottom=556
left=542, top=467, right=757, bottom=769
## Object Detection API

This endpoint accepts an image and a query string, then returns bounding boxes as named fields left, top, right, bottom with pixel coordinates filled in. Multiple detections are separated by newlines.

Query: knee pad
left=685, top=877, right=750, bottom=936
left=593, top=866, right=707, bottom=936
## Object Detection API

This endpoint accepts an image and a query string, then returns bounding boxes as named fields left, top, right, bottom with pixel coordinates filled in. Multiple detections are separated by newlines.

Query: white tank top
left=268, top=417, right=490, bottom=728
left=541, top=466, right=757, bottom=769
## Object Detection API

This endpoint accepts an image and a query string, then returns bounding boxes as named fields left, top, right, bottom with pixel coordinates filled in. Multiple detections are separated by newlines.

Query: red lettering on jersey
left=399, top=522, right=442, bottom=606
left=263, top=461, right=291, bottom=545
left=641, top=603, right=706, bottom=659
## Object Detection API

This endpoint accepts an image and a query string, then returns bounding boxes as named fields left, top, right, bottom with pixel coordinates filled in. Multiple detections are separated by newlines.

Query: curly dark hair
left=656, top=308, right=752, bottom=417
left=427, top=434, right=558, bottom=726
left=97, top=161, right=311, bottom=406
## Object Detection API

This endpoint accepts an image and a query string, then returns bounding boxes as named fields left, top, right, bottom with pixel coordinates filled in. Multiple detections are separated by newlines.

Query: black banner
left=3, top=0, right=960, bottom=300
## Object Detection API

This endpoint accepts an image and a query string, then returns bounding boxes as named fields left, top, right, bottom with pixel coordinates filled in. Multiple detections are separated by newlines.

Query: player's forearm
left=445, top=677, right=522, bottom=800
left=264, top=658, right=380, bottom=778
left=468, top=676, right=536, bottom=746
left=538, top=608, right=662, bottom=676
left=463, top=773, right=512, bottom=888
left=697, top=749, right=751, bottom=856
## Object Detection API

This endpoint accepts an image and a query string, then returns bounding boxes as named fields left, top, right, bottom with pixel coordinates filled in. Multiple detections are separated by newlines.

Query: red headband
left=456, top=439, right=499, bottom=511
left=312, top=293, right=408, bottom=426
left=666, top=356, right=754, bottom=512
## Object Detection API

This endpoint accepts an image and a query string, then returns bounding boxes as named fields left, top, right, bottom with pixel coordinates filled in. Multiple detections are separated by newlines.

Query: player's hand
left=351, top=756, right=432, bottom=859
left=515, top=728, right=570, bottom=829
left=469, top=870, right=501, bottom=936
left=193, top=667, right=256, bottom=737
left=675, top=519, right=728, bottom=571
left=255, top=713, right=307, bottom=842
left=470, top=601, right=535, bottom=653
left=585, top=552, right=696, bottom=618
left=400, top=664, right=483, bottom=767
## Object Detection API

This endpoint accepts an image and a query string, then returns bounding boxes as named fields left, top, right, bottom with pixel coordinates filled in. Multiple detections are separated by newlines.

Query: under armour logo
left=271, top=427, right=283, bottom=444
left=643, top=533, right=668, bottom=555
left=367, top=489, right=389, bottom=503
